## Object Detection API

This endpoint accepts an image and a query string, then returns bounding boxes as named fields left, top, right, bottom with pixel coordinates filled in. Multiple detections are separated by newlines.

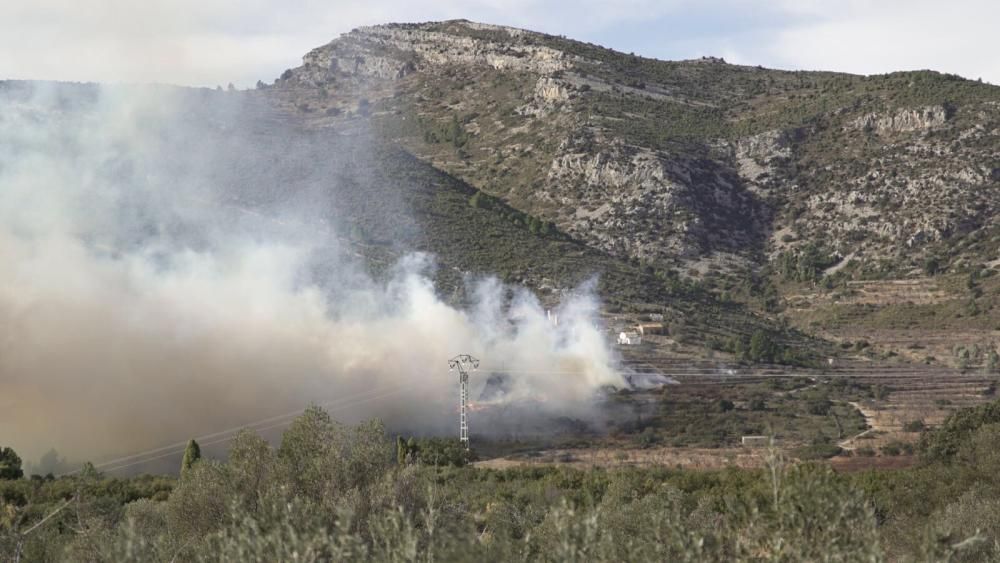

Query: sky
left=1, top=0, right=998, bottom=88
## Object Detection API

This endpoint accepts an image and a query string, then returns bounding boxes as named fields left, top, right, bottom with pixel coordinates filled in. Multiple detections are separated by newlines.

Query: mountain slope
left=272, top=20, right=1000, bottom=276
left=264, top=19, right=1000, bottom=365
left=1, top=80, right=820, bottom=365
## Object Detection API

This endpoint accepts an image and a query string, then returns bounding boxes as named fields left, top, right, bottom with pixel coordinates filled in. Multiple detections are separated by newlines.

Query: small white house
left=618, top=331, right=642, bottom=346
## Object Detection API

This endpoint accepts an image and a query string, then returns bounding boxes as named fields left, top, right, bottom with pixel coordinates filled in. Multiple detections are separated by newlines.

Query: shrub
left=806, top=398, right=832, bottom=416
left=795, top=443, right=843, bottom=460
left=180, top=439, right=201, bottom=476
left=397, top=436, right=472, bottom=467
left=634, top=428, right=659, bottom=448
left=0, top=447, right=23, bottom=480
left=880, top=441, right=914, bottom=456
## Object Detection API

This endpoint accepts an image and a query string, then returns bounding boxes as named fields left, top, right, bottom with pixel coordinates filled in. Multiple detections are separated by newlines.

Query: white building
left=618, top=331, right=642, bottom=346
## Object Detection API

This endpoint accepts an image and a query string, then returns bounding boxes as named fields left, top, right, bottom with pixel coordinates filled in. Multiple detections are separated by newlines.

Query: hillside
left=0, top=79, right=817, bottom=368
left=264, top=19, right=1000, bottom=365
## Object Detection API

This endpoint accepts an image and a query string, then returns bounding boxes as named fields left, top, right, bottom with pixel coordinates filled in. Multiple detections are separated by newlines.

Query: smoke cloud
left=0, top=81, right=622, bottom=467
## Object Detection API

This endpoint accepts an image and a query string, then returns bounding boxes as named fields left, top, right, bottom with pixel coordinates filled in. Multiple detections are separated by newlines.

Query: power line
left=59, top=382, right=418, bottom=477
left=98, top=384, right=417, bottom=475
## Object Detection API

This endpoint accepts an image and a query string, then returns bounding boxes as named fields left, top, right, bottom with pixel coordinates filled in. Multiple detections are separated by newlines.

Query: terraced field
left=475, top=355, right=1000, bottom=471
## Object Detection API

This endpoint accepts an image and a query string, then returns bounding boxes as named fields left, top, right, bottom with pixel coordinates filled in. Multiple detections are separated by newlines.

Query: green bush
left=795, top=443, right=842, bottom=460
left=0, top=447, right=23, bottom=480
left=920, top=398, right=1000, bottom=461
left=880, top=441, right=914, bottom=456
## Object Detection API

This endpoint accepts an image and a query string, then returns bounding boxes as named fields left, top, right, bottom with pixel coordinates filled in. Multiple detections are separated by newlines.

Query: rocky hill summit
left=262, top=20, right=1000, bottom=364
left=273, top=21, right=999, bottom=283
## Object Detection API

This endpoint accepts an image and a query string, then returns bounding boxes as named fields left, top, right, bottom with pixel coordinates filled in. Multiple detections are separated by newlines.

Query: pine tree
left=0, top=446, right=23, bottom=480
left=181, top=439, right=201, bottom=476
left=396, top=436, right=407, bottom=466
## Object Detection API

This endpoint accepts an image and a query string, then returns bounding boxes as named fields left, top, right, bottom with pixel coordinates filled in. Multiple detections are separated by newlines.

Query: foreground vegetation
left=7, top=399, right=1000, bottom=561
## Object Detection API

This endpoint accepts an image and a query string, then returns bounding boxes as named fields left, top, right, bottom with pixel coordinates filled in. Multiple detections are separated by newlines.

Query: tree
left=397, top=436, right=407, bottom=466
left=731, top=336, right=747, bottom=361
left=448, top=116, right=467, bottom=148
left=987, top=350, right=999, bottom=374
left=807, top=397, right=832, bottom=416
left=79, top=461, right=101, bottom=479
left=0, top=446, right=23, bottom=480
left=749, top=330, right=777, bottom=364
left=717, top=399, right=735, bottom=413
left=181, top=439, right=201, bottom=476
left=923, top=256, right=942, bottom=276
left=278, top=405, right=347, bottom=498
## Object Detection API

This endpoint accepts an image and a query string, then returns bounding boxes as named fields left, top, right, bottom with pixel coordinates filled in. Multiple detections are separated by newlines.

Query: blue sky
left=2, top=0, right=997, bottom=87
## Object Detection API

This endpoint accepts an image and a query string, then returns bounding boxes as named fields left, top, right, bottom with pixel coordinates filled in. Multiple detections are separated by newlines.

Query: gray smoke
left=0, top=81, right=622, bottom=465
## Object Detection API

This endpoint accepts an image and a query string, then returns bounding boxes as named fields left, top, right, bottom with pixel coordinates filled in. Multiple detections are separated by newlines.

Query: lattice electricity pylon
left=448, top=354, right=479, bottom=449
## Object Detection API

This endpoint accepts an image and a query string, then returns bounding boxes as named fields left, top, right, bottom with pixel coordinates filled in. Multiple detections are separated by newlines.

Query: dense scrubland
left=6, top=399, right=1000, bottom=561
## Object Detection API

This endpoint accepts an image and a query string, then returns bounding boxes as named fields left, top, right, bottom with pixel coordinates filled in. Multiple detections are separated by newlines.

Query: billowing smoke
left=0, top=81, right=622, bottom=466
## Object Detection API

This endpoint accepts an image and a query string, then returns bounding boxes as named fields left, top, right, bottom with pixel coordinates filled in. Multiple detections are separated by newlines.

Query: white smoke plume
left=0, top=81, right=623, bottom=467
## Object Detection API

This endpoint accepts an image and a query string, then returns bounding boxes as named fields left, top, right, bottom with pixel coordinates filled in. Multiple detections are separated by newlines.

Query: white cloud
left=0, top=0, right=692, bottom=87
left=752, top=0, right=1000, bottom=83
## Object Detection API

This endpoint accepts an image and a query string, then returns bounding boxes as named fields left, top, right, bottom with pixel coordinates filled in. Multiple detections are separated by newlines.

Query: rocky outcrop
left=293, top=21, right=574, bottom=85
left=517, top=77, right=573, bottom=116
left=852, top=105, right=949, bottom=134
left=542, top=132, right=763, bottom=264
left=733, top=129, right=794, bottom=185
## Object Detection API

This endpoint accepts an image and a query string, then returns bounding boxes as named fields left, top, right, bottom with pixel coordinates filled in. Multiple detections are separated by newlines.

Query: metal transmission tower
left=448, top=354, right=479, bottom=449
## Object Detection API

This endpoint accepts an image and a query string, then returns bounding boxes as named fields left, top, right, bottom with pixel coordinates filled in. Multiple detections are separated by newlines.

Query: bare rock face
left=517, top=77, right=573, bottom=116
left=733, top=129, right=794, bottom=186
left=543, top=132, right=763, bottom=265
left=760, top=103, right=1000, bottom=273
left=852, top=105, right=949, bottom=134
left=293, top=21, right=573, bottom=86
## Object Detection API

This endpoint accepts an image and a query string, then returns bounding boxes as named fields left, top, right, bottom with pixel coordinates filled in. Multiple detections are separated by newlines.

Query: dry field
left=475, top=446, right=766, bottom=471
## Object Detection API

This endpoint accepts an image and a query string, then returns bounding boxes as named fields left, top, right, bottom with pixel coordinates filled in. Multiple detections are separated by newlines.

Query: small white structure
left=648, top=313, right=665, bottom=322
left=618, top=331, right=642, bottom=346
